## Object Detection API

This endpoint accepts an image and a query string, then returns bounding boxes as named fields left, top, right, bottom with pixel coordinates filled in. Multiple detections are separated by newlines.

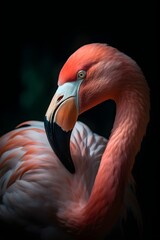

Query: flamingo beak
left=44, top=80, right=83, bottom=174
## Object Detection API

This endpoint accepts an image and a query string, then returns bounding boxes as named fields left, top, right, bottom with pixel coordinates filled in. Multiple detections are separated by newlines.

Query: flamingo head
left=44, top=43, right=132, bottom=173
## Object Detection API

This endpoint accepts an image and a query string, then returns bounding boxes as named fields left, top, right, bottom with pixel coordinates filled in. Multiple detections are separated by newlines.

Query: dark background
left=1, top=1, right=158, bottom=239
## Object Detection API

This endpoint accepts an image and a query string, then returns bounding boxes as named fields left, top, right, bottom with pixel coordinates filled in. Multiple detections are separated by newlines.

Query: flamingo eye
left=77, top=70, right=86, bottom=79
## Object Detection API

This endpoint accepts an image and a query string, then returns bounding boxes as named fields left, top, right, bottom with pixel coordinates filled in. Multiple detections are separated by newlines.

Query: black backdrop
left=1, top=1, right=158, bottom=239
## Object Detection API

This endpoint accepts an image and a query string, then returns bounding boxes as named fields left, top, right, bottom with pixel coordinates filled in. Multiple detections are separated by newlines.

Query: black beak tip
left=44, top=116, right=75, bottom=174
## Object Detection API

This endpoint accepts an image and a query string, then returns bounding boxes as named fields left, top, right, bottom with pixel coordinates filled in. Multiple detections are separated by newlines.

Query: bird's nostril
left=57, top=95, right=64, bottom=103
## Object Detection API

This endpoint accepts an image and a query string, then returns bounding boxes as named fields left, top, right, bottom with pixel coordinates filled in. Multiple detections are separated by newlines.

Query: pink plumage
left=0, top=43, right=150, bottom=240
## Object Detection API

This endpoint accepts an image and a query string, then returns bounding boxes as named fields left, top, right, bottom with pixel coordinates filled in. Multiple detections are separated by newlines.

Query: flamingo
left=0, top=43, right=150, bottom=240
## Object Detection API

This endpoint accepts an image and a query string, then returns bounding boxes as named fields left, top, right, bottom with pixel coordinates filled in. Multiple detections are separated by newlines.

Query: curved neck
left=77, top=81, right=149, bottom=237
left=59, top=75, right=150, bottom=238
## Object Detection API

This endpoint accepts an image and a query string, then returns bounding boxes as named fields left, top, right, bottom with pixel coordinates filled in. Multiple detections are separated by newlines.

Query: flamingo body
left=0, top=121, right=107, bottom=239
left=0, top=43, right=150, bottom=239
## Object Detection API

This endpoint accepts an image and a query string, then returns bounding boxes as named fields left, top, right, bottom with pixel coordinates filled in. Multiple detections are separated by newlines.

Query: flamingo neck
left=58, top=76, right=149, bottom=239
left=78, top=82, right=149, bottom=237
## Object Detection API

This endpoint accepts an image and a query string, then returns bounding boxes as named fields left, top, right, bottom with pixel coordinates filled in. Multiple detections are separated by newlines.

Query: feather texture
left=0, top=121, right=106, bottom=239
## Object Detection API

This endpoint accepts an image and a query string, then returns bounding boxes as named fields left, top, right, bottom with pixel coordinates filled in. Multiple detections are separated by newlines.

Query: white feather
left=0, top=121, right=107, bottom=239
